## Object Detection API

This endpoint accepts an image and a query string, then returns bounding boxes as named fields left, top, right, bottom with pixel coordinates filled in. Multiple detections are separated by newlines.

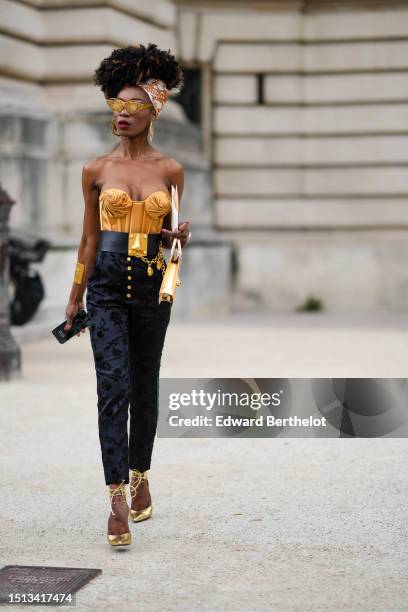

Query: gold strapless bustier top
left=99, top=188, right=171, bottom=234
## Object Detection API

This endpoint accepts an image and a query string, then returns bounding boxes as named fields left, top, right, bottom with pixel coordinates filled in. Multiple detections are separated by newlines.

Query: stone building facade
left=1, top=0, right=408, bottom=317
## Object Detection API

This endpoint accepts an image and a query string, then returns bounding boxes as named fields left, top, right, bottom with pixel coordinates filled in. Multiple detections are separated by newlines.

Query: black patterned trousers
left=86, top=246, right=172, bottom=485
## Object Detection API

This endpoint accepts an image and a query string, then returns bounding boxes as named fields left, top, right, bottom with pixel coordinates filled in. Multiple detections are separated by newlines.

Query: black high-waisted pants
left=85, top=238, right=172, bottom=485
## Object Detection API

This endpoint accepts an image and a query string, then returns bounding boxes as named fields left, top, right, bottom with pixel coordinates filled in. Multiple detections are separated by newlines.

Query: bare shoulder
left=83, top=154, right=108, bottom=172
left=82, top=155, right=107, bottom=188
left=82, top=156, right=103, bottom=176
left=164, top=156, right=185, bottom=200
left=166, top=156, right=184, bottom=180
left=166, top=156, right=184, bottom=172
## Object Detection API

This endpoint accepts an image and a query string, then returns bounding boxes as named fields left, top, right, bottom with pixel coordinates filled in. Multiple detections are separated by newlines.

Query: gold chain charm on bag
left=138, top=242, right=167, bottom=277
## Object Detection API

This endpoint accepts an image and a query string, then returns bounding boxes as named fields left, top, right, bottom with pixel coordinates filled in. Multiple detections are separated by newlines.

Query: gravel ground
left=1, top=310, right=408, bottom=611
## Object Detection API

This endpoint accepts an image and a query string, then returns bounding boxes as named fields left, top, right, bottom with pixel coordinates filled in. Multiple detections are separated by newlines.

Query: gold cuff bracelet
left=74, top=262, right=85, bottom=285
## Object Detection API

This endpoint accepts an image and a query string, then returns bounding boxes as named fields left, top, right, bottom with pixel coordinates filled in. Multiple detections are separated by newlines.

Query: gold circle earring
left=148, top=119, right=155, bottom=142
left=110, top=117, right=120, bottom=137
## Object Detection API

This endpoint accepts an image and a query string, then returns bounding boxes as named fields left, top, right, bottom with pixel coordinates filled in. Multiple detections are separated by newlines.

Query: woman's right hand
left=64, top=299, right=85, bottom=334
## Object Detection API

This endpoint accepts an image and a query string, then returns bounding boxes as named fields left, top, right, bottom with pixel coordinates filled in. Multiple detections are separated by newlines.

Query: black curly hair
left=93, top=43, right=184, bottom=99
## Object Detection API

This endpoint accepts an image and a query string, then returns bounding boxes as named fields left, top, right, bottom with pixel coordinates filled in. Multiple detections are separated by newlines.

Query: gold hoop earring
left=148, top=119, right=155, bottom=142
left=111, top=117, right=120, bottom=137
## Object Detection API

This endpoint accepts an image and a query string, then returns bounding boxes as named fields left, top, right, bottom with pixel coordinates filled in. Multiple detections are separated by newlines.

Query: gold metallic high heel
left=129, top=469, right=153, bottom=523
left=107, top=480, right=132, bottom=546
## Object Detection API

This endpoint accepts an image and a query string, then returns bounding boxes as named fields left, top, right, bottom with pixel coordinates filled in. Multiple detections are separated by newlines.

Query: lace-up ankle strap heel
left=107, top=480, right=132, bottom=546
left=129, top=469, right=153, bottom=523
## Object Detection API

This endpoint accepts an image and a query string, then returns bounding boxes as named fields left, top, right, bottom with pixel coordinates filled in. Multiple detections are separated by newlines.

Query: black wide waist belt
left=98, top=230, right=162, bottom=258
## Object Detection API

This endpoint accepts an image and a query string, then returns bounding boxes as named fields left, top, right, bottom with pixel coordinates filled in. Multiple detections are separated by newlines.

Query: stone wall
left=176, top=1, right=408, bottom=310
left=0, top=0, right=232, bottom=324
left=2, top=0, right=408, bottom=314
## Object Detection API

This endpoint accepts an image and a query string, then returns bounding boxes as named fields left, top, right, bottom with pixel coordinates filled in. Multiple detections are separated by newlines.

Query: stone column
left=0, top=184, right=21, bottom=380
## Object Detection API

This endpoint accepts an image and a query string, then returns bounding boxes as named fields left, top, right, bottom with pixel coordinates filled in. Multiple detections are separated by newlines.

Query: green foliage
left=297, top=294, right=323, bottom=312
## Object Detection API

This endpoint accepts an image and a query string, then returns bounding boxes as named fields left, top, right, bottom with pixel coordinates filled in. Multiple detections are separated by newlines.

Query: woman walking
left=64, top=43, right=190, bottom=546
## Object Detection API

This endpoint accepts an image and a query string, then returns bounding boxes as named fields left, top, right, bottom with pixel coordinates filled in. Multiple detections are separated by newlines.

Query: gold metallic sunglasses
left=106, top=98, right=153, bottom=114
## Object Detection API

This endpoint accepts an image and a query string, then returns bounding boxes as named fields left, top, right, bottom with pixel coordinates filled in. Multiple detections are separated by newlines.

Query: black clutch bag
left=52, top=308, right=90, bottom=344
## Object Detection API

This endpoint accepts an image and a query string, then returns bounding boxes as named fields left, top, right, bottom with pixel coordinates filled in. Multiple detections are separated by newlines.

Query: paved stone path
left=1, top=310, right=408, bottom=611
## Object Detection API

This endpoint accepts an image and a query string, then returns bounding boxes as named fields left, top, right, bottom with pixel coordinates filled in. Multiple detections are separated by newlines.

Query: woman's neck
left=116, top=135, right=153, bottom=160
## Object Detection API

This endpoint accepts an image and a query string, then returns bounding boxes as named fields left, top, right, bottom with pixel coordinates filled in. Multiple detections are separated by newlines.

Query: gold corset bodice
left=99, top=188, right=171, bottom=234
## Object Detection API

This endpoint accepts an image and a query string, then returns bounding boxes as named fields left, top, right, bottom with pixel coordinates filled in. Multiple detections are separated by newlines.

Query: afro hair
left=93, top=43, right=184, bottom=99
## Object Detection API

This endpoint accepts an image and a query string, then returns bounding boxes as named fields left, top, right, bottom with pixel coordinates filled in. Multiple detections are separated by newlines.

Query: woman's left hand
left=161, top=221, right=191, bottom=248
